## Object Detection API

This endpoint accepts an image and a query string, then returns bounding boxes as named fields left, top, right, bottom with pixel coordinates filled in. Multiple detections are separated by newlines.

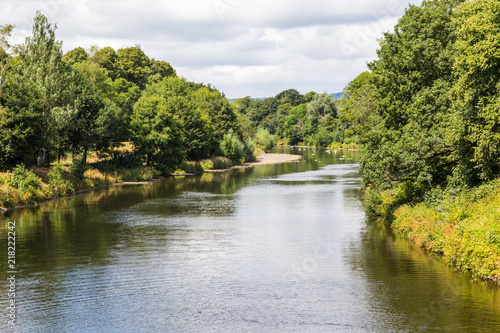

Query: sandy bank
left=239, top=153, right=302, bottom=167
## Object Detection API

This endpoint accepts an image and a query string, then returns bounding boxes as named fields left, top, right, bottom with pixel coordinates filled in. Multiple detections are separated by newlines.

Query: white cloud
left=3, top=0, right=424, bottom=98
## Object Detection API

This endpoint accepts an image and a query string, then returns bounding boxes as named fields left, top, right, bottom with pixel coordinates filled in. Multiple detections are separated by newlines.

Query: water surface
left=1, top=149, right=499, bottom=332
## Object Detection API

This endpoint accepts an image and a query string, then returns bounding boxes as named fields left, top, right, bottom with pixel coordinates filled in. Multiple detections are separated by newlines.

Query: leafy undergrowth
left=0, top=163, right=159, bottom=209
left=174, top=157, right=234, bottom=174
left=391, top=180, right=500, bottom=282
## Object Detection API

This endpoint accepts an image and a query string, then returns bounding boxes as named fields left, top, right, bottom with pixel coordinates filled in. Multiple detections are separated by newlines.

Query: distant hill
left=229, top=93, right=343, bottom=102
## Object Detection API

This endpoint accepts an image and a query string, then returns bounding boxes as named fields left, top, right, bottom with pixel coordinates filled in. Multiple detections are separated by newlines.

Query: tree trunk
left=82, top=146, right=87, bottom=165
left=37, top=148, right=46, bottom=168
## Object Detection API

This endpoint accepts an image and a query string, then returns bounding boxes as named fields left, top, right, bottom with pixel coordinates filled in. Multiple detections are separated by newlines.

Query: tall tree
left=92, top=46, right=118, bottom=80
left=116, top=47, right=151, bottom=89
left=450, top=0, right=500, bottom=182
left=1, top=12, right=71, bottom=167
left=131, top=95, right=184, bottom=173
left=360, top=0, right=463, bottom=189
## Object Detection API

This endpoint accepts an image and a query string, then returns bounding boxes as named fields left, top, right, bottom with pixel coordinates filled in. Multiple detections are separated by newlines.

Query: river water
left=1, top=148, right=500, bottom=332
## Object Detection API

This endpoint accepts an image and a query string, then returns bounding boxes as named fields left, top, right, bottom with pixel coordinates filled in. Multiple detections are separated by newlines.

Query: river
left=1, top=148, right=500, bottom=332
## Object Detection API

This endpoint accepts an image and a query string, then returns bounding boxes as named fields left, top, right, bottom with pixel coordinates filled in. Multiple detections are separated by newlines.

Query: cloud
left=4, top=0, right=424, bottom=98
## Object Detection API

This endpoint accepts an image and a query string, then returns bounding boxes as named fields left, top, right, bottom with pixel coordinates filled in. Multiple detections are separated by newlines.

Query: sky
left=1, top=0, right=423, bottom=99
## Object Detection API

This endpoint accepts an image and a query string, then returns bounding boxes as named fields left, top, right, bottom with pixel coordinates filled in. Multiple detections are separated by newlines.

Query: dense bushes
left=254, top=128, right=275, bottom=152
left=219, top=130, right=255, bottom=163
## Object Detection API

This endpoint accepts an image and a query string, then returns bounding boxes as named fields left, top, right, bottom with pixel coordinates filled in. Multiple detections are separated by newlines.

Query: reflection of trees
left=0, top=148, right=361, bottom=278
left=345, top=218, right=500, bottom=331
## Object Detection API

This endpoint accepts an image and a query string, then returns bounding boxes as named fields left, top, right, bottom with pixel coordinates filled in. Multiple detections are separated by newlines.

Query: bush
left=243, top=138, right=256, bottom=162
left=254, top=128, right=275, bottom=152
left=219, top=130, right=245, bottom=162
left=48, top=163, right=73, bottom=195
left=175, top=161, right=204, bottom=174
left=211, top=157, right=232, bottom=169
left=8, top=164, right=42, bottom=194
left=70, top=160, right=88, bottom=180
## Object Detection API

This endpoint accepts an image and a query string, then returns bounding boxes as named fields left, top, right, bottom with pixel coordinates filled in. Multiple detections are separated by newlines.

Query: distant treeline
left=0, top=12, right=356, bottom=175
left=0, top=12, right=245, bottom=174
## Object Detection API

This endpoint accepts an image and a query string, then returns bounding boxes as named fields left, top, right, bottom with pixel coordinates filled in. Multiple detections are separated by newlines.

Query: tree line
left=0, top=12, right=244, bottom=174
left=0, top=11, right=357, bottom=176
left=232, top=89, right=350, bottom=147
left=340, top=0, right=500, bottom=200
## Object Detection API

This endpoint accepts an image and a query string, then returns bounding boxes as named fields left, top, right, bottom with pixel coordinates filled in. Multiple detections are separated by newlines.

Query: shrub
left=254, top=127, right=275, bottom=152
left=175, top=161, right=204, bottom=174
left=70, top=160, right=87, bottom=180
left=200, top=159, right=214, bottom=170
left=243, top=138, right=256, bottom=162
left=8, top=164, right=42, bottom=194
left=211, top=157, right=232, bottom=169
left=219, top=130, right=245, bottom=162
left=48, top=163, right=73, bottom=195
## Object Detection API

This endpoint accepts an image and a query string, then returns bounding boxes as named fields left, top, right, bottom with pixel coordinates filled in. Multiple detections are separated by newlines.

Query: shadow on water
left=345, top=216, right=500, bottom=332
left=2, top=148, right=500, bottom=332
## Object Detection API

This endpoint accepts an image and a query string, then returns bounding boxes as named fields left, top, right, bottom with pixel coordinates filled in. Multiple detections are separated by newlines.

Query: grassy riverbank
left=365, top=180, right=500, bottom=283
left=0, top=151, right=301, bottom=211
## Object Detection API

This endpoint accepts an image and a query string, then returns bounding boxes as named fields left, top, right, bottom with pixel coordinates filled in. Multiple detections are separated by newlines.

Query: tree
left=92, top=46, right=118, bottom=80
left=283, top=104, right=308, bottom=144
left=360, top=0, right=462, bottom=189
left=0, top=24, right=14, bottom=90
left=149, top=59, right=176, bottom=84
left=307, top=92, right=337, bottom=128
left=131, top=95, right=184, bottom=173
left=116, top=47, right=151, bottom=89
left=275, top=89, right=304, bottom=106
left=449, top=0, right=500, bottom=182
left=340, top=72, right=380, bottom=139
left=0, top=12, right=71, bottom=167
left=62, top=47, right=89, bottom=66
left=69, top=92, right=105, bottom=164
left=193, top=86, right=239, bottom=142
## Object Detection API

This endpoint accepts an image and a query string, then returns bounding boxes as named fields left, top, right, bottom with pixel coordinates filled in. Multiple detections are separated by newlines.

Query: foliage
left=0, top=11, right=72, bottom=168
left=359, top=0, right=462, bottom=190
left=131, top=95, right=184, bottom=174
left=7, top=164, right=42, bottom=194
left=219, top=130, right=246, bottom=162
left=48, top=163, right=73, bottom=195
left=392, top=178, right=500, bottom=281
left=254, top=127, right=275, bottom=152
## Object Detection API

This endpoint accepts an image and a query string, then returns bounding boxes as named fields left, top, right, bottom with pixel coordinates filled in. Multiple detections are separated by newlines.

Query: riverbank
left=366, top=180, right=500, bottom=283
left=0, top=152, right=302, bottom=212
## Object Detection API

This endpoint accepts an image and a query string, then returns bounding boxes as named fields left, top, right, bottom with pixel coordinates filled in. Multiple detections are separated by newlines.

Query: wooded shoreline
left=0, top=152, right=302, bottom=213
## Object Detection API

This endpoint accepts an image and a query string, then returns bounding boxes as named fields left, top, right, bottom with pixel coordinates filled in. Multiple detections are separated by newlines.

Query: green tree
left=360, top=0, right=462, bottom=189
left=450, top=0, right=500, bottom=182
left=193, top=86, right=239, bottom=142
left=0, top=24, right=15, bottom=91
left=307, top=92, right=337, bottom=129
left=116, top=47, right=151, bottom=89
left=92, top=46, right=118, bottom=80
left=69, top=92, right=105, bottom=164
left=148, top=59, right=176, bottom=84
left=340, top=72, right=380, bottom=139
left=131, top=95, right=184, bottom=173
left=62, top=47, right=89, bottom=66
left=0, top=12, right=71, bottom=168
left=275, top=89, right=304, bottom=106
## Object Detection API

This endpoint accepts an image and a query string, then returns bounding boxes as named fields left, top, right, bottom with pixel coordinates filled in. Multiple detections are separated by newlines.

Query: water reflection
left=1, top=148, right=499, bottom=332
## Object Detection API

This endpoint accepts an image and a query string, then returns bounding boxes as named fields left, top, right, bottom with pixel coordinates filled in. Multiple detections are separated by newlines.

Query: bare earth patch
left=238, top=153, right=302, bottom=167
